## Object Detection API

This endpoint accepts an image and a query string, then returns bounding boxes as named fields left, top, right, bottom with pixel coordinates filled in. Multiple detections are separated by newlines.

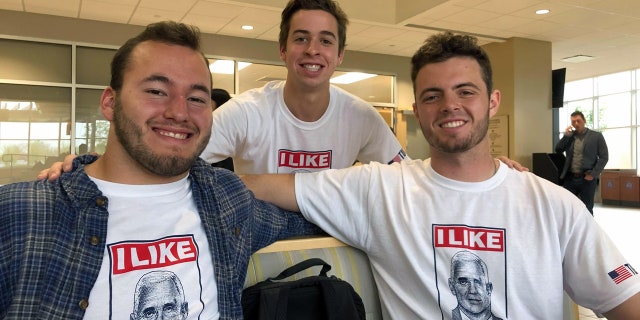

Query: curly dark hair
left=411, top=32, right=493, bottom=96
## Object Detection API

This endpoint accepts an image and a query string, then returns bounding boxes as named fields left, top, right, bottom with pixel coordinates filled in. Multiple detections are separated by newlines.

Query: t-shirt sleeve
left=562, top=210, right=640, bottom=314
left=294, top=166, right=374, bottom=249
left=354, top=105, right=408, bottom=164
left=200, top=99, right=247, bottom=163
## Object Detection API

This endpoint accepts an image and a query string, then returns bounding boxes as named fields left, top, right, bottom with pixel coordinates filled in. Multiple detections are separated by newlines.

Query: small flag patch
left=608, top=264, right=638, bottom=284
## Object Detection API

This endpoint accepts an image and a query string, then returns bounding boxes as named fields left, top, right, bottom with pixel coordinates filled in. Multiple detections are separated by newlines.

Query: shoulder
left=234, top=81, right=282, bottom=104
left=216, top=82, right=282, bottom=117
left=330, top=85, right=371, bottom=109
left=0, top=177, right=76, bottom=222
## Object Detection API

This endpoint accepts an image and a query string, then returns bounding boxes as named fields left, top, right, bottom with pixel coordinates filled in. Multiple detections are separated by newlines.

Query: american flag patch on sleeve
left=608, top=264, right=638, bottom=284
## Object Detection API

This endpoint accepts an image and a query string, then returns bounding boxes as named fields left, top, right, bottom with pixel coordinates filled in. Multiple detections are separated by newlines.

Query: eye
left=421, top=94, right=440, bottom=104
left=188, top=96, right=206, bottom=104
left=293, top=36, right=308, bottom=43
left=320, top=38, right=334, bottom=46
left=146, top=89, right=166, bottom=96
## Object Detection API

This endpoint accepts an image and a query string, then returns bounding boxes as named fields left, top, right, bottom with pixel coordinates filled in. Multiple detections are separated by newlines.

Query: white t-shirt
left=200, top=81, right=406, bottom=174
left=83, top=176, right=219, bottom=320
left=295, top=159, right=640, bottom=319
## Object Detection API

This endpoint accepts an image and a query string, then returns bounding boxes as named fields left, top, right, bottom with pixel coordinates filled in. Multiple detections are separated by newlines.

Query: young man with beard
left=242, top=32, right=640, bottom=319
left=0, top=21, right=319, bottom=320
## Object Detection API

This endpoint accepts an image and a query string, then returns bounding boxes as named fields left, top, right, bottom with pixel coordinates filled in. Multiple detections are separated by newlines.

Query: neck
left=430, top=145, right=498, bottom=182
left=283, top=81, right=330, bottom=121
left=85, top=148, right=188, bottom=185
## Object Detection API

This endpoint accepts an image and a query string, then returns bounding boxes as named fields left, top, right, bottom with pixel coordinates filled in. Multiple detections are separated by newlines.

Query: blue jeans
left=563, top=176, right=597, bottom=215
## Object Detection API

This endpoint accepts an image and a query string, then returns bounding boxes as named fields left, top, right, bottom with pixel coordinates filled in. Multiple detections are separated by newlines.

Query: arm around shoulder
left=241, top=174, right=299, bottom=212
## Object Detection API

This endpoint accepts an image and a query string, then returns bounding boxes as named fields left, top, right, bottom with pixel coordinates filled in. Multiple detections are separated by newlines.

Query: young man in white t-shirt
left=242, top=32, right=640, bottom=319
left=199, top=0, right=408, bottom=174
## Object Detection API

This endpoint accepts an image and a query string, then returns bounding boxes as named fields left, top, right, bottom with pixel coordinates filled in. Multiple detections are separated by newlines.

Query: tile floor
left=576, top=203, right=640, bottom=320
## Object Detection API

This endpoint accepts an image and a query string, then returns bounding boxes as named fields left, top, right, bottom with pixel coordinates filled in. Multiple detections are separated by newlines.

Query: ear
left=412, top=102, right=419, bottom=119
left=489, top=89, right=501, bottom=118
left=100, top=87, right=117, bottom=121
left=337, top=48, right=345, bottom=66
left=279, top=44, right=286, bottom=62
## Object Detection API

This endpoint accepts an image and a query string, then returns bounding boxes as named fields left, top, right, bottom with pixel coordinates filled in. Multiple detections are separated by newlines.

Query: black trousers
left=563, top=175, right=597, bottom=215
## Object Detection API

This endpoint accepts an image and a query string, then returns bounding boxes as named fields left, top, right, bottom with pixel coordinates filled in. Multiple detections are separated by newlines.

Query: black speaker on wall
left=552, top=68, right=566, bottom=108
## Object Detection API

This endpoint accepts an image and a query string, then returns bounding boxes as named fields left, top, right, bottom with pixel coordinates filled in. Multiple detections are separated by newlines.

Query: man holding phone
left=555, top=110, right=609, bottom=214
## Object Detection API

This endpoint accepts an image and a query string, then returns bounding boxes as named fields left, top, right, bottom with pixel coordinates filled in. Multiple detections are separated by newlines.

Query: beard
left=425, top=109, right=490, bottom=154
left=112, top=97, right=210, bottom=177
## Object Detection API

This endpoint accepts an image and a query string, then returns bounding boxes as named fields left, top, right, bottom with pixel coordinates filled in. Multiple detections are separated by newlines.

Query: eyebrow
left=292, top=29, right=337, bottom=40
left=418, top=82, right=481, bottom=97
left=143, top=74, right=210, bottom=96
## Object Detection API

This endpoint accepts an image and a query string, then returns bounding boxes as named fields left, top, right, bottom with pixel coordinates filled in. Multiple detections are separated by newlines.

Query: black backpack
left=241, top=258, right=366, bottom=320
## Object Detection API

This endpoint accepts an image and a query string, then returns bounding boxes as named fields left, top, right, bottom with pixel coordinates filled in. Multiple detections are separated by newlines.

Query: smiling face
left=279, top=9, right=344, bottom=91
left=412, top=56, right=500, bottom=155
left=101, top=40, right=212, bottom=179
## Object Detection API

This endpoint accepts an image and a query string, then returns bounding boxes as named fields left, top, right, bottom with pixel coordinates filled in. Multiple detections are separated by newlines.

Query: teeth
left=159, top=130, right=188, bottom=140
left=304, top=64, right=321, bottom=71
left=441, top=121, right=465, bottom=128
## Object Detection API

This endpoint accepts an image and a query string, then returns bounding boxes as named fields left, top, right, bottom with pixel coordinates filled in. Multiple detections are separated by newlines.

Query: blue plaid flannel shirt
left=0, top=155, right=321, bottom=319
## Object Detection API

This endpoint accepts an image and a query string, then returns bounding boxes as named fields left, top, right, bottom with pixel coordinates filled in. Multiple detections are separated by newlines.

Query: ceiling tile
left=255, top=25, right=280, bottom=42
left=189, top=1, right=245, bottom=18
left=139, top=0, right=197, bottom=12
left=0, top=0, right=23, bottom=11
left=80, top=0, right=134, bottom=23
left=358, top=25, right=406, bottom=40
left=182, top=14, right=230, bottom=34
left=471, top=0, right=540, bottom=15
left=129, top=7, right=185, bottom=26
left=25, top=0, right=80, bottom=18
left=440, top=8, right=502, bottom=26
left=236, top=7, right=280, bottom=24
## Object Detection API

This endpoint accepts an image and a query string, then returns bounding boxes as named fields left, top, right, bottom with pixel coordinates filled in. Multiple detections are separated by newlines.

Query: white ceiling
left=1, top=0, right=640, bottom=82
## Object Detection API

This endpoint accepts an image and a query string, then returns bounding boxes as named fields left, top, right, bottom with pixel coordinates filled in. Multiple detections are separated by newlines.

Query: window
left=0, top=37, right=396, bottom=184
left=559, top=69, right=639, bottom=171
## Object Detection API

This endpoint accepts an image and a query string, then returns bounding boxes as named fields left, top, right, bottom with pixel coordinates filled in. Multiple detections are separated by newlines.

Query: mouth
left=440, top=120, right=466, bottom=128
left=155, top=128, right=191, bottom=140
left=301, top=63, right=322, bottom=72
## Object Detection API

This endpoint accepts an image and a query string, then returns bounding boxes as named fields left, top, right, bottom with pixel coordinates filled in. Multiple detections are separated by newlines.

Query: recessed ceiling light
left=536, top=9, right=550, bottom=15
left=560, top=55, right=595, bottom=63
left=241, top=25, right=254, bottom=30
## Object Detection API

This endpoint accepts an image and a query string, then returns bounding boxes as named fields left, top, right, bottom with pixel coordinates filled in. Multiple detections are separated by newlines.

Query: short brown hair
left=110, top=21, right=209, bottom=91
left=279, top=0, right=349, bottom=52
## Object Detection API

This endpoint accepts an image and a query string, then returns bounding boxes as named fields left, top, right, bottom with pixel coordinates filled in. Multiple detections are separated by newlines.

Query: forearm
left=602, top=292, right=640, bottom=319
left=241, top=174, right=299, bottom=212
left=554, top=135, right=572, bottom=153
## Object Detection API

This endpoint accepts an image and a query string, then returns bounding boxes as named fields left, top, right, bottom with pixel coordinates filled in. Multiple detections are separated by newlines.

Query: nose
left=305, top=39, right=320, bottom=55
left=164, top=95, right=189, bottom=122
left=441, top=94, right=461, bottom=112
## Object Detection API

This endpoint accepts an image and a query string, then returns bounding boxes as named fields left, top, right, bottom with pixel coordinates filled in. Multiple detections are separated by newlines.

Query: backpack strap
left=269, top=258, right=331, bottom=280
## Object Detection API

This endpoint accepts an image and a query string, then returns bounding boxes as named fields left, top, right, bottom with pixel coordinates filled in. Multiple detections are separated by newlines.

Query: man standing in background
left=555, top=110, right=609, bottom=214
